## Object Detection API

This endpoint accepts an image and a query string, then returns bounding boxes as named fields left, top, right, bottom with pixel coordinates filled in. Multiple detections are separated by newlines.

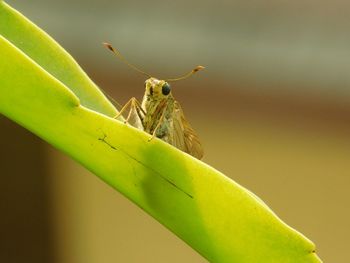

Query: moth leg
left=114, top=97, right=144, bottom=124
left=113, top=98, right=133, bottom=123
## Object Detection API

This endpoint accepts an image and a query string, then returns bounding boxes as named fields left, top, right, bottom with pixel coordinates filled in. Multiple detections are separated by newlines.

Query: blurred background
left=1, top=0, right=349, bottom=262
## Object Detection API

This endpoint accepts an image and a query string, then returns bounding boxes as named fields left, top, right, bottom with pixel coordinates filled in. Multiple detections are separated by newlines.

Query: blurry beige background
left=1, top=0, right=350, bottom=262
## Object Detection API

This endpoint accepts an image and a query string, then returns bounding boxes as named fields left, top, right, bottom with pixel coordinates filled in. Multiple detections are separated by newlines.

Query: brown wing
left=171, top=101, right=204, bottom=159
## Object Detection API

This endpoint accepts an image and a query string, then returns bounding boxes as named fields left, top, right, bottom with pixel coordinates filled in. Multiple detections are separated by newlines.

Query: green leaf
left=0, top=1, right=116, bottom=115
left=0, top=2, right=322, bottom=262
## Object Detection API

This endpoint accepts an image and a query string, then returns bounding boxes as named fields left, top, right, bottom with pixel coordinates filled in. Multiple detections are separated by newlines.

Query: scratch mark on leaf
left=98, top=132, right=193, bottom=199
left=98, top=133, right=118, bottom=150
left=98, top=133, right=138, bottom=179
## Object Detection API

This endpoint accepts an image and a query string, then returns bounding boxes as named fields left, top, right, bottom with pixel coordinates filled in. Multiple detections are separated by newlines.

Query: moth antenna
left=103, top=42, right=152, bottom=77
left=165, top=65, right=205, bottom=82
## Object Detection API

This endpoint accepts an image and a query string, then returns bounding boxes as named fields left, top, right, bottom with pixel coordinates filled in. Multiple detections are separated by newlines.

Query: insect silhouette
left=104, top=43, right=204, bottom=159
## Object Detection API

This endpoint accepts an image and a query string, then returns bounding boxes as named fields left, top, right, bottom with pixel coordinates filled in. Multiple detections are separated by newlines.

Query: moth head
left=145, top=78, right=171, bottom=98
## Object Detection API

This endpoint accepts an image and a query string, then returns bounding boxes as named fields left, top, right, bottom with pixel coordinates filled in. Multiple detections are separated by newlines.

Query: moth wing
left=171, top=101, right=204, bottom=159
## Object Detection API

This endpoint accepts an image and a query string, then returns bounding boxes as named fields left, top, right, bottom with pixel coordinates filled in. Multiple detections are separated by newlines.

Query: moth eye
left=162, top=83, right=171, bottom=95
left=149, top=86, right=153, bottom=95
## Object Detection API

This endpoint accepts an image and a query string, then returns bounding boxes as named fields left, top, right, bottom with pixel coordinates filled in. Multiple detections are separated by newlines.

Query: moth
left=104, top=43, right=204, bottom=159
